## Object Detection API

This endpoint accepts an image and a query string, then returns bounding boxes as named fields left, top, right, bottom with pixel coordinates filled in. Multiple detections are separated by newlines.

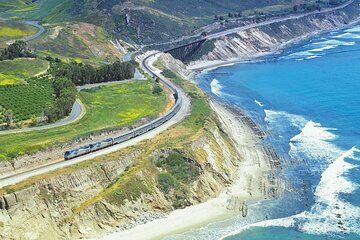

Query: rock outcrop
left=193, top=0, right=360, bottom=63
left=0, top=53, right=250, bottom=239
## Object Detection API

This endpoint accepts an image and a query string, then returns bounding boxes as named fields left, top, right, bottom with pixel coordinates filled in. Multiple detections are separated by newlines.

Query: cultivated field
left=0, top=76, right=53, bottom=124
left=0, top=81, right=168, bottom=161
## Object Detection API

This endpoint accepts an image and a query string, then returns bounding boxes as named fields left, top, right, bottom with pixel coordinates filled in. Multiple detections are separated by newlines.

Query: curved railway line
left=64, top=53, right=183, bottom=160
left=0, top=0, right=355, bottom=186
left=0, top=52, right=189, bottom=188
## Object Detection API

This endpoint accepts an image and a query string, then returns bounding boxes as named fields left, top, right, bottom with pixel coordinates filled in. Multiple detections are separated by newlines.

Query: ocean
left=170, top=25, right=360, bottom=239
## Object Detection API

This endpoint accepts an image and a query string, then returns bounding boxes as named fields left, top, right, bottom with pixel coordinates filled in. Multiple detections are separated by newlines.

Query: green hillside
left=0, top=20, right=37, bottom=42
left=0, top=81, right=168, bottom=161
left=0, top=0, right=301, bottom=44
left=29, top=22, right=123, bottom=64
left=0, top=58, right=48, bottom=85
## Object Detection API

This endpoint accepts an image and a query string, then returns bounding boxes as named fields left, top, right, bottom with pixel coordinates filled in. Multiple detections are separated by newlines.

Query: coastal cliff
left=2, top=2, right=359, bottom=237
left=0, top=53, right=277, bottom=239
left=189, top=0, right=360, bottom=67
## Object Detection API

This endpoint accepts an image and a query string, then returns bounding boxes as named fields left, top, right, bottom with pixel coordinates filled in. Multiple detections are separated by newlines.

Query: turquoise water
left=172, top=25, right=360, bottom=239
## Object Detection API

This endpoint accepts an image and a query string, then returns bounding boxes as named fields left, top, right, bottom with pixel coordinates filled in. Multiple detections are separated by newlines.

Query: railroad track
left=64, top=53, right=183, bottom=160
left=0, top=52, right=188, bottom=188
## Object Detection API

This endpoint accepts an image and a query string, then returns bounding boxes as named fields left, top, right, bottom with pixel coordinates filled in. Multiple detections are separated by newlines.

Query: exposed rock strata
left=193, top=0, right=360, bottom=64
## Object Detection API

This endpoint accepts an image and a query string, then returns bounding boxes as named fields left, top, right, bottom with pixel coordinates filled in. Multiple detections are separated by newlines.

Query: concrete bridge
left=164, top=39, right=206, bottom=62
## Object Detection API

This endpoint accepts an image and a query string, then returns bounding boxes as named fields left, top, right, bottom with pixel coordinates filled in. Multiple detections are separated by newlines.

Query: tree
left=44, top=107, right=57, bottom=123
left=29, top=115, right=38, bottom=127
left=50, top=59, right=138, bottom=86
left=0, top=41, right=34, bottom=61
left=3, top=110, right=14, bottom=127
left=152, top=84, right=163, bottom=95
left=53, top=77, right=76, bottom=97
left=0, top=106, right=3, bottom=124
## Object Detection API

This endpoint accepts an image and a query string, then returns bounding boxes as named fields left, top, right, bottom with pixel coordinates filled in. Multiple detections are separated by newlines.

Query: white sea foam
left=210, top=78, right=223, bottom=96
left=254, top=100, right=264, bottom=107
left=286, top=122, right=357, bottom=235
left=286, top=50, right=319, bottom=60
left=287, top=38, right=356, bottom=60
left=309, top=39, right=355, bottom=52
left=289, top=121, right=339, bottom=161
left=312, top=39, right=355, bottom=46
left=300, top=147, right=360, bottom=235
left=223, top=145, right=360, bottom=238
left=308, top=45, right=336, bottom=52
left=288, top=50, right=315, bottom=58
left=223, top=109, right=360, bottom=238
left=345, top=25, right=360, bottom=33
left=332, top=32, right=360, bottom=39
left=264, top=109, right=307, bottom=129
left=221, top=216, right=297, bottom=239
left=305, top=55, right=319, bottom=60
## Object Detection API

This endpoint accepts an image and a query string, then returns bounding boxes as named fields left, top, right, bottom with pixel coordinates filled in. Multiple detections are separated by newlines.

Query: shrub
left=152, top=84, right=163, bottom=95
left=158, top=173, right=177, bottom=194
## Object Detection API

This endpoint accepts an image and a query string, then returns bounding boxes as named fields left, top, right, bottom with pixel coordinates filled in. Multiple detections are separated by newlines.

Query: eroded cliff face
left=0, top=116, right=154, bottom=178
left=0, top=56, right=248, bottom=239
left=196, top=0, right=360, bottom=62
left=0, top=121, right=241, bottom=240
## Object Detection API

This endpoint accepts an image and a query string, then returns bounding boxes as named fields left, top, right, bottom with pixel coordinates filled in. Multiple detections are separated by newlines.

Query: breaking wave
left=223, top=108, right=360, bottom=238
left=254, top=100, right=264, bottom=107
left=210, top=78, right=223, bottom=96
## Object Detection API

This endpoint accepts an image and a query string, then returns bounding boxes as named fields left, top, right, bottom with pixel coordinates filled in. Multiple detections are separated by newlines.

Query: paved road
left=0, top=53, right=190, bottom=188
left=0, top=99, right=83, bottom=135
left=0, top=80, right=144, bottom=135
left=1, top=18, right=145, bottom=135
left=144, top=0, right=354, bottom=48
left=21, top=21, right=46, bottom=42
left=205, top=0, right=355, bottom=40
left=1, top=0, right=352, bottom=186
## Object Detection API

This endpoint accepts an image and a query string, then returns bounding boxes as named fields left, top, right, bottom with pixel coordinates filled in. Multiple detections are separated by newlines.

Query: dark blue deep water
left=171, top=25, right=360, bottom=239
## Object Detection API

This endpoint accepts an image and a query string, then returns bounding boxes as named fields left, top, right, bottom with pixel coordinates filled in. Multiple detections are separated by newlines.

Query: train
left=64, top=55, right=182, bottom=160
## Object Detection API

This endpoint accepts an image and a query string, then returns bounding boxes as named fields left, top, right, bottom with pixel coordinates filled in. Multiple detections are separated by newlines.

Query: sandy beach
left=98, top=99, right=275, bottom=240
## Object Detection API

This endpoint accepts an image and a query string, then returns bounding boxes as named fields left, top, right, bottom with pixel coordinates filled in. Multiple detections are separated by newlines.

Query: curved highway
left=205, top=0, right=355, bottom=40
left=21, top=21, right=46, bottom=42
left=0, top=21, right=87, bottom=135
left=0, top=53, right=190, bottom=188
left=145, top=0, right=354, bottom=48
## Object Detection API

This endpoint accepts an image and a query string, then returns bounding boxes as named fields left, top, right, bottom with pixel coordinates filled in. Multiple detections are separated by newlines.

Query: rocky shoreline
left=97, top=93, right=281, bottom=240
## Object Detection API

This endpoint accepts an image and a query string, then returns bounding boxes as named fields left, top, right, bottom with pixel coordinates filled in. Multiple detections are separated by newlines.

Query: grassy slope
left=2, top=69, right=237, bottom=222
left=0, top=81, right=167, bottom=161
left=0, top=21, right=37, bottom=42
left=0, top=58, right=49, bottom=85
left=0, top=0, right=309, bottom=44
left=30, top=23, right=122, bottom=64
